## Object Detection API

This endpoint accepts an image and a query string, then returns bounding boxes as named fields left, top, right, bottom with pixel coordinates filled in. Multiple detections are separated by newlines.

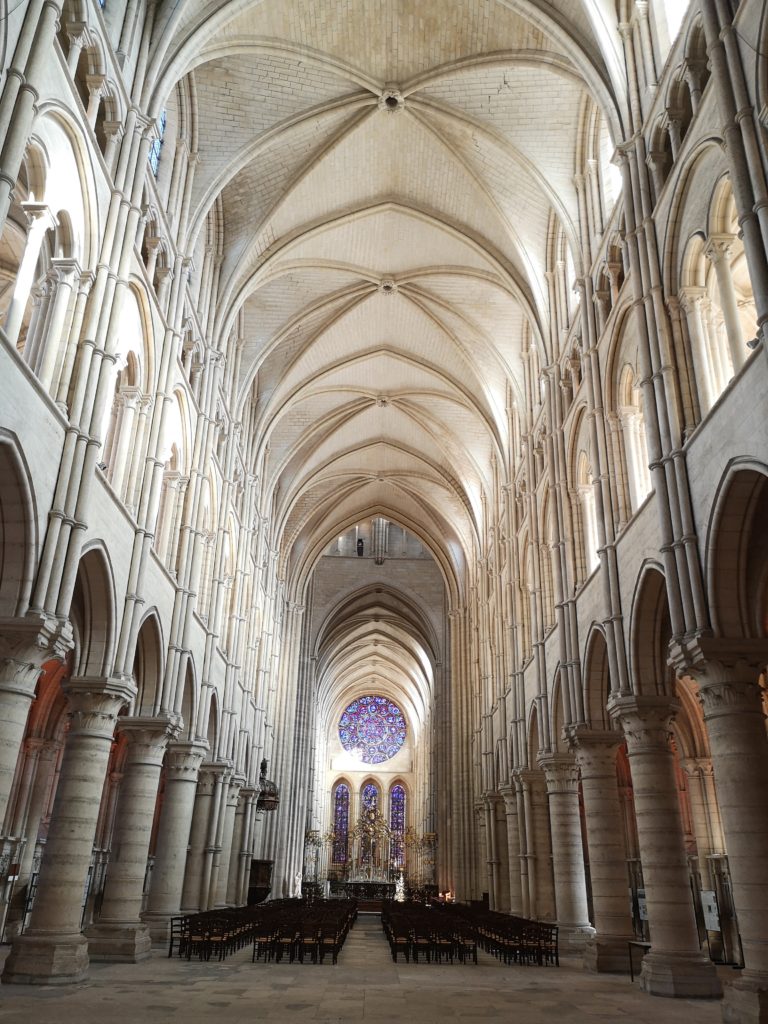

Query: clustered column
left=86, top=716, right=179, bottom=961
left=540, top=754, right=593, bottom=948
left=608, top=694, right=721, bottom=998
left=142, top=741, right=207, bottom=943
left=689, top=654, right=768, bottom=1023
left=569, top=728, right=635, bottom=972
left=3, top=677, right=134, bottom=985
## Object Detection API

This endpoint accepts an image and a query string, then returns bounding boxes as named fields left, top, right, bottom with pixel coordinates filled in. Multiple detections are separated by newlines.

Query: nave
left=0, top=915, right=726, bottom=1024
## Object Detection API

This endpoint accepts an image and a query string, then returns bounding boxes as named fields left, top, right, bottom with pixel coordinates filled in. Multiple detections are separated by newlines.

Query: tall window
left=362, top=782, right=379, bottom=811
left=332, top=783, right=350, bottom=864
left=389, top=784, right=406, bottom=869
left=149, top=110, right=167, bottom=177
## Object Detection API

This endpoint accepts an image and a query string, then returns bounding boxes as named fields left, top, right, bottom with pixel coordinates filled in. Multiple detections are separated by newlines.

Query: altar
left=341, top=880, right=395, bottom=901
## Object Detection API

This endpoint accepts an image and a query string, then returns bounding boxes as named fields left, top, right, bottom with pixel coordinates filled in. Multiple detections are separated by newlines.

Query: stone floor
left=0, top=915, right=728, bottom=1023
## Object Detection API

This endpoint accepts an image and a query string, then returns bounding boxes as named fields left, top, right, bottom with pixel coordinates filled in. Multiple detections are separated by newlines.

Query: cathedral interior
left=0, top=1, right=767, bottom=1022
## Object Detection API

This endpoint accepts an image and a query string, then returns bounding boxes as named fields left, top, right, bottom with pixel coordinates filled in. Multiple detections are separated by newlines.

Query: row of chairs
left=437, top=904, right=559, bottom=967
left=381, top=903, right=478, bottom=964
left=251, top=899, right=358, bottom=964
left=168, top=904, right=265, bottom=961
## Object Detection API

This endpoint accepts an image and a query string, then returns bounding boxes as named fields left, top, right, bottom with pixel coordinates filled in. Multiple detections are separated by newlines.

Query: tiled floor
left=0, top=915, right=726, bottom=1023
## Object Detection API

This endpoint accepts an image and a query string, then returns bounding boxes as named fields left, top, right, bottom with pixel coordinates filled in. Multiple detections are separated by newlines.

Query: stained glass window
left=362, top=782, right=379, bottom=810
left=149, top=110, right=167, bottom=177
left=390, top=784, right=406, bottom=869
left=332, top=782, right=349, bottom=864
left=338, top=694, right=406, bottom=764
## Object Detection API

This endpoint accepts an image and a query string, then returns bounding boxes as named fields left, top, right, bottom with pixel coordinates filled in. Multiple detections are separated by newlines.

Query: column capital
left=117, top=714, right=182, bottom=765
left=565, top=726, right=623, bottom=775
left=680, top=755, right=714, bottom=780
left=539, top=754, right=580, bottom=793
left=669, top=637, right=768, bottom=719
left=163, top=740, right=207, bottom=781
left=678, top=285, right=706, bottom=314
left=62, top=677, right=137, bottom=739
left=704, top=233, right=735, bottom=264
left=607, top=693, right=678, bottom=752
left=0, top=613, right=72, bottom=670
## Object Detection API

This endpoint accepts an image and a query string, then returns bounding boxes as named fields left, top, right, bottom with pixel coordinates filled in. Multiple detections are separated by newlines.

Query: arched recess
left=629, top=562, right=672, bottom=696
left=0, top=433, right=37, bottom=618
left=203, top=689, right=220, bottom=759
left=133, top=610, right=165, bottom=715
left=549, top=668, right=570, bottom=753
left=582, top=625, right=613, bottom=730
left=176, top=657, right=198, bottom=740
left=705, top=463, right=768, bottom=639
left=70, top=544, right=116, bottom=678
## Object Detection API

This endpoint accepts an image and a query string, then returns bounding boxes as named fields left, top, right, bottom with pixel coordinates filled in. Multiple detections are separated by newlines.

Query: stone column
left=483, top=795, right=499, bottom=909
left=608, top=694, right=721, bottom=998
left=0, top=621, right=66, bottom=829
left=4, top=203, right=54, bottom=347
left=679, top=288, right=716, bottom=415
left=35, top=258, right=80, bottom=392
left=705, top=235, right=747, bottom=373
left=225, top=783, right=249, bottom=906
left=4, top=740, right=60, bottom=941
left=569, top=728, right=636, bottom=972
left=141, top=742, right=206, bottom=943
left=214, top=774, right=242, bottom=907
left=2, top=677, right=134, bottom=985
left=541, top=755, right=594, bottom=948
left=236, top=788, right=257, bottom=905
left=202, top=765, right=230, bottom=910
left=685, top=653, right=768, bottom=1023
left=85, top=716, right=179, bottom=961
left=493, top=794, right=511, bottom=913
left=180, top=765, right=218, bottom=913
left=514, top=769, right=534, bottom=917
left=499, top=785, right=524, bottom=914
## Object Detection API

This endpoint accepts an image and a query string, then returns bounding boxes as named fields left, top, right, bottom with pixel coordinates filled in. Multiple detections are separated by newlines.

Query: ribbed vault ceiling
left=150, top=0, right=625, bottom=597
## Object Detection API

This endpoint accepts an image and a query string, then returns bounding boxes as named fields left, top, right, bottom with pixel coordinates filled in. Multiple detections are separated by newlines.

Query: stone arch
left=527, top=702, right=541, bottom=768
left=25, top=657, right=70, bottom=742
left=0, top=432, right=38, bottom=618
left=705, top=462, right=768, bottom=639
left=549, top=668, right=570, bottom=753
left=176, top=656, right=198, bottom=739
left=204, top=689, right=220, bottom=758
left=70, top=544, right=116, bottom=678
left=628, top=562, right=672, bottom=696
left=582, top=625, right=612, bottom=730
left=133, top=610, right=165, bottom=716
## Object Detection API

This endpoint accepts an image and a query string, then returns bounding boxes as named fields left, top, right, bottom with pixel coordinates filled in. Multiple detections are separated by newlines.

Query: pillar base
left=559, top=923, right=596, bottom=951
left=639, top=950, right=722, bottom=999
left=84, top=921, right=152, bottom=962
left=140, top=911, right=172, bottom=946
left=583, top=934, right=634, bottom=973
left=722, top=972, right=768, bottom=1023
left=1, top=932, right=89, bottom=985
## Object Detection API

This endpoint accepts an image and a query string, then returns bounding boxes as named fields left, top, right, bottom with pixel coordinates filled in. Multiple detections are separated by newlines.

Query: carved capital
left=163, top=740, right=207, bottom=782
left=565, top=726, right=623, bottom=776
left=62, top=676, right=137, bottom=740
left=539, top=754, right=580, bottom=794
left=704, top=234, right=736, bottom=264
left=118, top=713, right=182, bottom=766
left=607, top=694, right=678, bottom=752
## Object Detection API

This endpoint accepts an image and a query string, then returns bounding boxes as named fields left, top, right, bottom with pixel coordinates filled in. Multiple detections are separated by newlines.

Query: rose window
left=338, top=694, right=406, bottom=764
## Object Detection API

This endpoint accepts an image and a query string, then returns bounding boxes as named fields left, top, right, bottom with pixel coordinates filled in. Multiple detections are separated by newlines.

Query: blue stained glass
left=390, top=784, right=406, bottom=868
left=332, top=783, right=349, bottom=864
left=338, top=694, right=406, bottom=764
left=362, top=783, right=378, bottom=810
